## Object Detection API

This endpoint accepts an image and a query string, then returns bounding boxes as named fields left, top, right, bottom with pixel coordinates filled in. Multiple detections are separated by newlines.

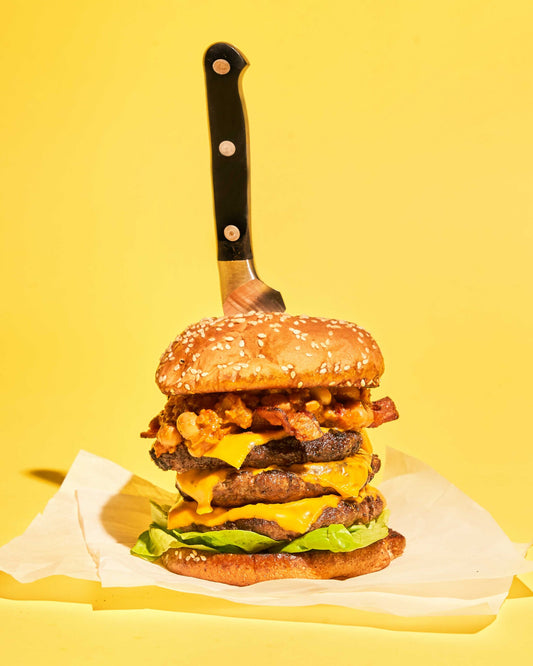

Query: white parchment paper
left=0, top=448, right=531, bottom=616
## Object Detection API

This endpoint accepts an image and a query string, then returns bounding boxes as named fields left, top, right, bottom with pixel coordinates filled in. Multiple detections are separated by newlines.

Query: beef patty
left=151, top=429, right=363, bottom=473
left=176, top=491, right=385, bottom=541
left=177, top=454, right=381, bottom=507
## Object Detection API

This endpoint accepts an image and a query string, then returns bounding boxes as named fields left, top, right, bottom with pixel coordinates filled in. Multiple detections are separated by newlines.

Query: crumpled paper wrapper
left=0, top=447, right=531, bottom=616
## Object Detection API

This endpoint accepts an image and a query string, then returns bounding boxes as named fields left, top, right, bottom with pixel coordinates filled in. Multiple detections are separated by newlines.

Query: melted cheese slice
left=176, top=451, right=372, bottom=516
left=167, top=494, right=342, bottom=534
left=359, top=427, right=373, bottom=454
left=188, top=429, right=287, bottom=469
left=289, top=451, right=372, bottom=499
left=357, top=484, right=385, bottom=506
left=177, top=428, right=375, bottom=514
left=292, top=427, right=374, bottom=498
left=176, top=468, right=231, bottom=515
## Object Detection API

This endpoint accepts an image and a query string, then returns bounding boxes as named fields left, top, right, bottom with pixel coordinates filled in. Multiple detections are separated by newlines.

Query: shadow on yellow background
left=25, top=469, right=68, bottom=486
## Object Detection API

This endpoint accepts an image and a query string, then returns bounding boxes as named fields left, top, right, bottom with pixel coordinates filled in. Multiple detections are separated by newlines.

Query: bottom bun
left=160, top=529, right=406, bottom=586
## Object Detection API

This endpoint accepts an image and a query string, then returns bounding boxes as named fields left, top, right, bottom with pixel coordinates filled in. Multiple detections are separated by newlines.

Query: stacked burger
left=133, top=312, right=405, bottom=585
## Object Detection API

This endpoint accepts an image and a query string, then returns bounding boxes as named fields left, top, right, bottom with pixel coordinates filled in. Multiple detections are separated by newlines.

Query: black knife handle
left=204, top=42, right=252, bottom=262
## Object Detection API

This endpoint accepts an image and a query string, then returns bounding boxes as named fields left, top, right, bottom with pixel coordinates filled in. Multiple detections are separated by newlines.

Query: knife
left=204, top=42, right=286, bottom=315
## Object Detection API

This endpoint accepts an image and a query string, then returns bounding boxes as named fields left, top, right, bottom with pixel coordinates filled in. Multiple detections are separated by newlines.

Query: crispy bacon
left=286, top=410, right=324, bottom=441
left=369, top=397, right=399, bottom=428
left=140, top=415, right=160, bottom=438
left=253, top=407, right=323, bottom=442
left=321, top=400, right=373, bottom=430
left=143, top=392, right=399, bottom=449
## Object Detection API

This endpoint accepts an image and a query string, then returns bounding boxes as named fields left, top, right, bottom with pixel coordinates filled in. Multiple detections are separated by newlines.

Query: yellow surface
left=1, top=0, right=532, bottom=662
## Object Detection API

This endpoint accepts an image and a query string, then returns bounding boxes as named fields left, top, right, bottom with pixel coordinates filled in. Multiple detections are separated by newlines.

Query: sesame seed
left=239, top=340, right=245, bottom=347
left=290, top=370, right=296, bottom=379
left=297, top=381, right=303, bottom=388
left=344, top=365, right=350, bottom=370
left=257, top=333, right=266, bottom=338
left=257, top=339, right=264, bottom=347
left=306, top=353, right=313, bottom=357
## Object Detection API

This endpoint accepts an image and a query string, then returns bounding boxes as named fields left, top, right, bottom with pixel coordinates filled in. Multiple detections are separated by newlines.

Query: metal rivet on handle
left=213, top=59, right=231, bottom=75
left=219, top=140, right=236, bottom=157
left=224, top=225, right=240, bottom=242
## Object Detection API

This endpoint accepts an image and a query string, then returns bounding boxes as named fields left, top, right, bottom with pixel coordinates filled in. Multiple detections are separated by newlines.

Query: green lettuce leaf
left=131, top=503, right=390, bottom=562
left=174, top=529, right=279, bottom=553
left=150, top=501, right=171, bottom=529
left=131, top=524, right=279, bottom=560
left=276, top=510, right=389, bottom=553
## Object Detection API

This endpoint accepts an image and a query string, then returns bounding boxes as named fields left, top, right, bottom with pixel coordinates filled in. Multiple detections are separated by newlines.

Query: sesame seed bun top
left=155, top=312, right=385, bottom=396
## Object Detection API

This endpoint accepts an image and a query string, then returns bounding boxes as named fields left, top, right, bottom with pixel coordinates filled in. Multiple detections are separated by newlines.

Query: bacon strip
left=286, top=410, right=324, bottom=441
left=369, top=397, right=399, bottom=428
left=253, top=407, right=323, bottom=442
left=140, top=415, right=160, bottom=438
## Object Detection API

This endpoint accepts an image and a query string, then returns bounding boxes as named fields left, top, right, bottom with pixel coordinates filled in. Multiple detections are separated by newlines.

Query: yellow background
left=1, top=0, right=532, bottom=662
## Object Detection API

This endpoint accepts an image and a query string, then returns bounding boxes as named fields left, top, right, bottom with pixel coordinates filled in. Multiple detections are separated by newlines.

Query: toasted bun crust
left=156, top=312, right=384, bottom=396
left=160, top=530, right=405, bottom=586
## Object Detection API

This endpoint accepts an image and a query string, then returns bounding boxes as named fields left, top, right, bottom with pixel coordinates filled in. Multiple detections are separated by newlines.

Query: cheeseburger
left=132, top=312, right=405, bottom=585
